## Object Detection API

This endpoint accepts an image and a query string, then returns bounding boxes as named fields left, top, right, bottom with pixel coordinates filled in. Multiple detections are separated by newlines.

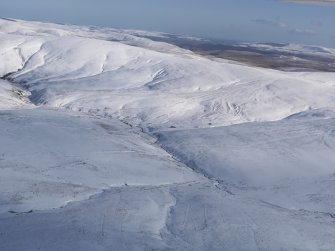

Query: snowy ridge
left=1, top=18, right=335, bottom=250
left=242, top=42, right=335, bottom=57
left=1, top=18, right=335, bottom=129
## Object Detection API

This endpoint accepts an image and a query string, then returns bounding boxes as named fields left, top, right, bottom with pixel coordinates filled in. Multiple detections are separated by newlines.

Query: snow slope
left=1, top=18, right=335, bottom=130
left=0, top=108, right=198, bottom=214
left=156, top=109, right=335, bottom=213
left=0, top=79, right=32, bottom=109
left=1, top=18, right=335, bottom=250
left=243, top=42, right=335, bottom=58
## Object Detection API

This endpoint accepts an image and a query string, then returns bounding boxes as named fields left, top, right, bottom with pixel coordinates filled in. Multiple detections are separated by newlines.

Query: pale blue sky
left=1, top=0, right=334, bottom=47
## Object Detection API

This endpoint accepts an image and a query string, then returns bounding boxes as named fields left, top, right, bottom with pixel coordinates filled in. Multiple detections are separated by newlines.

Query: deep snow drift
left=1, top=18, right=335, bottom=251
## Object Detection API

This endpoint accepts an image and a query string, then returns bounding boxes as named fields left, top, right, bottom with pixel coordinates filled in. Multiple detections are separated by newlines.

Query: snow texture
left=1, top=18, right=335, bottom=250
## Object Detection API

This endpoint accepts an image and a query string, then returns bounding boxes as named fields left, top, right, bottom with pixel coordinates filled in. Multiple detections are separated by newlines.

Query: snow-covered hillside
left=0, top=108, right=199, bottom=214
left=0, top=79, right=31, bottom=109
left=2, top=18, right=335, bottom=129
left=1, top=18, right=335, bottom=250
left=156, top=109, right=335, bottom=212
left=243, top=42, right=335, bottom=58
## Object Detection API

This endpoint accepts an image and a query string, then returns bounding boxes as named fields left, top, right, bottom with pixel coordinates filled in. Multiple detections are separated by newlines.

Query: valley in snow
left=1, top=18, right=335, bottom=251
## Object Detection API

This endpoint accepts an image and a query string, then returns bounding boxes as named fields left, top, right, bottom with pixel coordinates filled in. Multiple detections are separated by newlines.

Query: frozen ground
left=1, top=18, right=335, bottom=250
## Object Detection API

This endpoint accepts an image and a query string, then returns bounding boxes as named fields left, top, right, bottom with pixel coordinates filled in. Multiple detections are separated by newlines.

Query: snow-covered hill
left=156, top=108, right=335, bottom=212
left=2, top=18, right=335, bottom=129
left=243, top=42, right=335, bottom=58
left=0, top=108, right=199, bottom=214
left=1, top=18, right=335, bottom=250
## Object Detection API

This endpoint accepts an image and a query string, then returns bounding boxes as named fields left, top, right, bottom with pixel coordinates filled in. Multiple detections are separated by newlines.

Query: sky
left=0, top=0, right=335, bottom=47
